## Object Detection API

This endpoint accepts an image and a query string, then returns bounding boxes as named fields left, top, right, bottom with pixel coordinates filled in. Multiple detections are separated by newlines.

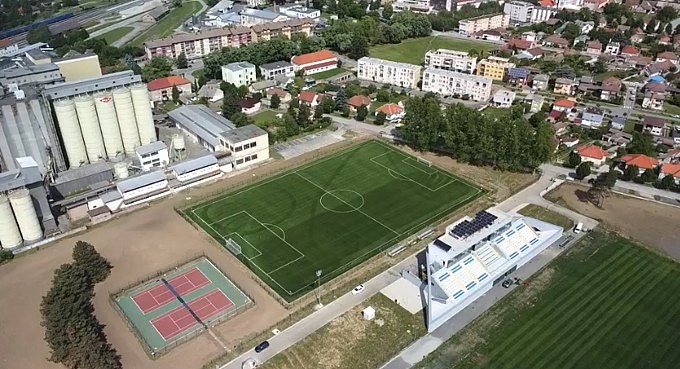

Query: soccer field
left=416, top=230, right=680, bottom=369
left=185, top=141, right=482, bottom=301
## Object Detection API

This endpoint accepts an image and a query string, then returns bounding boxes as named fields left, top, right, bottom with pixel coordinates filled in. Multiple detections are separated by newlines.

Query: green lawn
left=415, top=230, right=680, bottom=369
left=308, top=67, right=348, bottom=80
left=184, top=141, right=482, bottom=301
left=663, top=102, right=680, bottom=116
left=623, top=119, right=636, bottom=133
left=369, top=36, right=495, bottom=65
left=95, top=26, right=133, bottom=45
left=252, top=109, right=280, bottom=126
left=128, top=2, right=201, bottom=47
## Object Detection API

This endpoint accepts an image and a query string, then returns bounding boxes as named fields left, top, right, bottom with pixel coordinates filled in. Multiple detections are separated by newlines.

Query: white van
left=574, top=222, right=584, bottom=234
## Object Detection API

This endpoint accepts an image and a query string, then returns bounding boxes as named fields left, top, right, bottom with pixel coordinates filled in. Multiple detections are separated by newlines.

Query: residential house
left=621, top=45, right=640, bottom=57
left=476, top=56, right=515, bottom=81
left=357, top=57, right=422, bottom=89
left=585, top=40, right=602, bottom=55
left=492, top=89, right=516, bottom=107
left=626, top=55, right=653, bottom=69
left=659, top=33, right=672, bottom=45
left=574, top=20, right=595, bottom=34
left=580, top=107, right=605, bottom=128
left=221, top=62, right=256, bottom=87
left=347, top=95, right=372, bottom=111
left=641, top=82, right=667, bottom=111
left=506, top=67, right=529, bottom=87
left=147, top=75, right=192, bottom=102
left=602, top=130, right=633, bottom=147
left=655, top=51, right=680, bottom=65
left=266, top=87, right=292, bottom=103
left=639, top=116, right=666, bottom=136
left=553, top=98, right=576, bottom=112
left=424, top=49, right=477, bottom=74
left=274, top=3, right=321, bottom=20
left=291, top=49, right=338, bottom=75
left=554, top=77, right=577, bottom=95
left=506, top=38, right=535, bottom=52
left=249, top=80, right=276, bottom=93
left=611, top=116, right=626, bottom=130
left=482, top=30, right=503, bottom=41
left=298, top=91, right=320, bottom=107
left=576, top=144, right=609, bottom=166
left=600, top=77, right=622, bottom=101
left=457, top=13, right=510, bottom=36
left=621, top=153, right=659, bottom=175
left=503, top=1, right=535, bottom=23
left=526, top=94, right=545, bottom=112
left=259, top=61, right=294, bottom=80
left=578, top=75, right=598, bottom=96
left=239, top=97, right=261, bottom=114
left=604, top=42, right=621, bottom=55
left=542, top=34, right=569, bottom=48
left=422, top=68, right=493, bottom=101
left=517, top=47, right=544, bottom=60
left=197, top=81, right=224, bottom=102
left=658, top=163, right=680, bottom=184
left=521, top=31, right=538, bottom=42
left=561, top=137, right=580, bottom=148
left=531, top=73, right=549, bottom=90
left=376, top=103, right=405, bottom=122
left=573, top=35, right=590, bottom=47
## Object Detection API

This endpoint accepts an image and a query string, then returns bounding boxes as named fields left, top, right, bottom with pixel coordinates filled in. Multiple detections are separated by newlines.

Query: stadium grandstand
left=426, top=208, right=563, bottom=332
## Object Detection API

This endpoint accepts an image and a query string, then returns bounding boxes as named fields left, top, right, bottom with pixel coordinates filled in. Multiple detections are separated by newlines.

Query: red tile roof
left=549, top=110, right=562, bottom=119
left=298, top=90, right=317, bottom=103
left=348, top=95, right=371, bottom=108
left=0, top=38, right=11, bottom=48
left=239, top=97, right=260, bottom=109
left=539, top=0, right=555, bottom=6
left=291, top=50, right=336, bottom=66
left=303, top=60, right=338, bottom=71
left=601, top=77, right=622, bottom=92
left=661, top=163, right=680, bottom=177
left=147, top=75, right=191, bottom=91
left=656, top=51, right=678, bottom=60
left=621, top=153, right=658, bottom=169
left=507, top=38, right=533, bottom=50
left=266, top=87, right=289, bottom=98
left=586, top=40, right=602, bottom=50
left=577, top=144, right=608, bottom=160
left=377, top=103, right=403, bottom=115
left=554, top=99, right=576, bottom=108
left=621, top=45, right=639, bottom=55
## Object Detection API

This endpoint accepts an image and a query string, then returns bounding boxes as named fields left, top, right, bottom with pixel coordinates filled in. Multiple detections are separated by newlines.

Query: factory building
left=116, top=171, right=169, bottom=204
left=135, top=141, right=169, bottom=171
left=172, top=155, right=221, bottom=184
left=167, top=105, right=235, bottom=152
left=218, top=125, right=269, bottom=170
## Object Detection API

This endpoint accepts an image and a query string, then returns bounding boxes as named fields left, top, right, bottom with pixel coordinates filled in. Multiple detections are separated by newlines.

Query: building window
left=236, top=158, right=244, bottom=164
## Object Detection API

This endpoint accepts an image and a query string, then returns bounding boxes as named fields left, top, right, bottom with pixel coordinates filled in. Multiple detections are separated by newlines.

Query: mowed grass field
left=129, top=2, right=201, bottom=46
left=416, top=230, right=680, bottom=369
left=184, top=141, right=482, bottom=301
left=96, top=26, right=133, bottom=44
left=369, top=36, right=495, bottom=64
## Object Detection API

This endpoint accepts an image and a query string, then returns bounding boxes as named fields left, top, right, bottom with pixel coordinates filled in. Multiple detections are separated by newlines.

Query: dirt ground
left=548, top=183, right=680, bottom=260
left=0, top=136, right=537, bottom=369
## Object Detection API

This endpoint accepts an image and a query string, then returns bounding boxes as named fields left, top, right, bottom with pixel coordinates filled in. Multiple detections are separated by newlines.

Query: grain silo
left=130, top=84, right=157, bottom=145
left=94, top=92, right=124, bottom=159
left=74, top=95, right=107, bottom=162
left=8, top=189, right=42, bottom=243
left=53, top=99, right=88, bottom=167
left=0, top=194, right=22, bottom=249
left=112, top=87, right=140, bottom=155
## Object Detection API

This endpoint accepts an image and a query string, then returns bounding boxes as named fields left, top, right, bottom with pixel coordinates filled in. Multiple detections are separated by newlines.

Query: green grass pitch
left=415, top=230, right=680, bottom=369
left=184, top=141, right=483, bottom=301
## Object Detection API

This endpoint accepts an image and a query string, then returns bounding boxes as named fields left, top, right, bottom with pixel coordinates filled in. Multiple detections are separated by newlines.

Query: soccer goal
left=224, top=238, right=242, bottom=256
left=416, top=157, right=432, bottom=167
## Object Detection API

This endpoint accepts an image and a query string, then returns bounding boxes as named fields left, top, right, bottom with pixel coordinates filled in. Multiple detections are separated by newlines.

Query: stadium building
left=426, top=208, right=563, bottom=332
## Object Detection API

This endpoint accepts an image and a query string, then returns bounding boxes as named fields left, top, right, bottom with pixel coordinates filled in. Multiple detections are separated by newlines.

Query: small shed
left=362, top=306, right=375, bottom=321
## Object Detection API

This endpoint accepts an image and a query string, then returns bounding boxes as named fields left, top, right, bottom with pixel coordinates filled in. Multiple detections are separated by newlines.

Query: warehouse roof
left=167, top=105, right=235, bottom=148
left=117, top=171, right=167, bottom=193
left=135, top=141, right=167, bottom=156
left=43, top=70, right=141, bottom=99
left=172, top=155, right=218, bottom=175
left=220, top=124, right=267, bottom=143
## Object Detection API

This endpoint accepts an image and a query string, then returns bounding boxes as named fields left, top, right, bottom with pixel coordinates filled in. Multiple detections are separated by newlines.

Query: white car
left=351, top=284, right=365, bottom=295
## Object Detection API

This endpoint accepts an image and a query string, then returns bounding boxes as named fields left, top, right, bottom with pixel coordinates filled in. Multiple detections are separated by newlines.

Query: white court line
left=370, top=155, right=454, bottom=192
left=208, top=210, right=247, bottom=226
left=294, top=172, right=400, bottom=235
left=243, top=211, right=305, bottom=258
left=401, top=157, right=436, bottom=175
left=225, top=232, right=262, bottom=260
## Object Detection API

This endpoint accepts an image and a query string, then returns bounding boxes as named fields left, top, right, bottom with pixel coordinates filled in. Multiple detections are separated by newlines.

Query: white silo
left=130, top=84, right=157, bottom=145
left=112, top=87, right=141, bottom=155
left=172, top=134, right=186, bottom=160
left=8, top=189, right=42, bottom=243
left=53, top=99, right=88, bottom=167
left=74, top=95, right=107, bottom=162
left=114, top=162, right=130, bottom=179
left=0, top=194, right=23, bottom=250
left=94, top=92, right=124, bottom=159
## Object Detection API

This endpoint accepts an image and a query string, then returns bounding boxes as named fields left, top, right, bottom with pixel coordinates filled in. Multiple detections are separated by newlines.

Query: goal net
left=416, top=157, right=432, bottom=167
left=224, top=238, right=242, bottom=256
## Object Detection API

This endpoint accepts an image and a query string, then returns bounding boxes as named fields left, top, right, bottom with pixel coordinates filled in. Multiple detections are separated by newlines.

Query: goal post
left=416, top=157, right=432, bottom=167
left=224, top=238, right=242, bottom=256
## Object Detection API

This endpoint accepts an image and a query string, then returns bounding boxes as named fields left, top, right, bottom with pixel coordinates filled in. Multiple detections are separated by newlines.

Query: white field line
left=401, top=157, right=436, bottom=175
left=370, top=155, right=455, bottom=192
left=225, top=232, right=262, bottom=259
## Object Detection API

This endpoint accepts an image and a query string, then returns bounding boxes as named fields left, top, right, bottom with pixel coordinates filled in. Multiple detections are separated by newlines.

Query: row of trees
left=400, top=97, right=556, bottom=171
left=41, top=241, right=120, bottom=369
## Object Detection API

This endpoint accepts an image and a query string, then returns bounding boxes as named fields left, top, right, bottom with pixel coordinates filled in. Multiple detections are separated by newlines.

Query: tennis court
left=113, top=257, right=252, bottom=354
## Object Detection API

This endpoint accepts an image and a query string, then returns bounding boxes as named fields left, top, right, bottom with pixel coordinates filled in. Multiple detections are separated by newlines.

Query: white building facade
left=219, top=125, right=270, bottom=169
left=135, top=141, right=169, bottom=171
left=458, top=13, right=510, bottom=36
left=357, top=57, right=422, bottom=89
left=504, top=1, right=534, bottom=24
left=221, top=62, right=256, bottom=87
left=422, top=68, right=492, bottom=101
left=259, top=61, right=295, bottom=80
left=424, top=49, right=477, bottom=74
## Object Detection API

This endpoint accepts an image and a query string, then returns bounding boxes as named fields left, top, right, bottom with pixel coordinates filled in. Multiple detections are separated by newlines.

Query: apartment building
left=221, top=62, right=256, bottom=87
left=458, top=13, right=510, bottom=36
left=144, top=19, right=314, bottom=59
left=504, top=1, right=534, bottom=24
left=393, top=0, right=434, bottom=13
left=421, top=68, right=492, bottom=101
left=357, top=57, right=422, bottom=89
left=531, top=7, right=557, bottom=22
left=424, top=49, right=477, bottom=74
left=476, top=56, right=514, bottom=81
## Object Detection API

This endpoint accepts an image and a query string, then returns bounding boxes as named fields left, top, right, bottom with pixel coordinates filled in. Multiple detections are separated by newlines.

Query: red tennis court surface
left=150, top=289, right=234, bottom=340
left=132, top=268, right=210, bottom=314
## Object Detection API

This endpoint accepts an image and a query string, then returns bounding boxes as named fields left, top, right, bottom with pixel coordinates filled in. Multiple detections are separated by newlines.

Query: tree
left=27, top=24, right=52, bottom=44
left=71, top=241, right=112, bottom=284
left=656, top=6, right=678, bottom=23
left=641, top=168, right=656, bottom=183
left=314, top=106, right=324, bottom=119
left=335, top=89, right=347, bottom=111
left=376, top=88, right=391, bottom=102
left=622, top=164, right=639, bottom=181
left=382, top=4, right=393, bottom=19
left=222, top=92, right=241, bottom=119
left=176, top=52, right=188, bottom=69
left=297, top=103, right=311, bottom=128
left=658, top=174, right=676, bottom=190
left=231, top=112, right=251, bottom=127
left=575, top=161, right=592, bottom=180
left=356, top=105, right=368, bottom=121
left=590, top=167, right=618, bottom=208
left=341, top=105, right=350, bottom=117
left=270, top=94, right=281, bottom=109
left=171, top=85, right=180, bottom=103
left=348, top=34, right=369, bottom=60
left=141, top=56, right=174, bottom=82
left=628, top=132, right=657, bottom=156
left=568, top=150, right=582, bottom=168
left=375, top=111, right=386, bottom=125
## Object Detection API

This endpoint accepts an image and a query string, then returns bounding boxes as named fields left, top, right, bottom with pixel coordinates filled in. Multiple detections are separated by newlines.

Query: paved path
left=273, top=128, right=346, bottom=159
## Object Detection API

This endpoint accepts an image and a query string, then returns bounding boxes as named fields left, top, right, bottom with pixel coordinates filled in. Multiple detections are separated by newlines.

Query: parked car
left=351, top=284, right=365, bottom=295
left=255, top=341, right=270, bottom=353
left=502, top=279, right=513, bottom=288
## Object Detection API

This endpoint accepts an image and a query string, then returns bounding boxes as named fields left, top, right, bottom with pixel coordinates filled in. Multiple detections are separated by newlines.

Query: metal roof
left=135, top=141, right=167, bottom=156
left=223, top=61, right=255, bottom=72
left=99, top=190, right=122, bottom=203
left=117, top=171, right=167, bottom=193
left=1, top=63, right=59, bottom=78
left=220, top=124, right=267, bottom=143
left=259, top=60, right=293, bottom=70
left=171, top=155, right=218, bottom=175
left=42, top=70, right=141, bottom=100
left=167, top=105, right=234, bottom=148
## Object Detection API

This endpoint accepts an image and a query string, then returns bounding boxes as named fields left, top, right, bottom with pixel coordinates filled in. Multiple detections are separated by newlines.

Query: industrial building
left=426, top=208, right=563, bottom=332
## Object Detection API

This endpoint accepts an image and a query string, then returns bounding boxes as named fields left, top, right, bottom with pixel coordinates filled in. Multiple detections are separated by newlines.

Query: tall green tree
left=297, top=103, right=311, bottom=128
left=348, top=34, right=369, bottom=60
left=622, top=164, right=639, bottom=181
left=356, top=105, right=368, bottom=121
left=628, top=132, right=657, bottom=156
left=270, top=94, right=281, bottom=109
left=176, top=52, right=188, bottom=69
left=222, top=91, right=241, bottom=119
left=335, top=89, right=348, bottom=110
left=171, top=85, right=180, bottom=103
left=575, top=161, right=592, bottom=180
left=71, top=241, right=112, bottom=284
left=382, top=4, right=393, bottom=20
left=141, top=56, right=174, bottom=82
left=568, top=150, right=582, bottom=168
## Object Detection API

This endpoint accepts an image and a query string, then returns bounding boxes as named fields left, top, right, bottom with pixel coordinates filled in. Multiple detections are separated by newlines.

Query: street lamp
left=315, top=269, right=323, bottom=309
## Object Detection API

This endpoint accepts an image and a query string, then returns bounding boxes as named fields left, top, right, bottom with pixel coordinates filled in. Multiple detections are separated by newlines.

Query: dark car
left=255, top=341, right=270, bottom=353
left=502, top=279, right=513, bottom=288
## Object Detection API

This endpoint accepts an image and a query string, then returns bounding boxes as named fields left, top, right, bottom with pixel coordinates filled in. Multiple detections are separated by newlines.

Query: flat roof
left=135, top=141, right=167, bottom=156
left=172, top=155, right=218, bottom=175
left=0, top=169, right=25, bottom=192
left=358, top=56, right=421, bottom=70
left=220, top=124, right=267, bottom=143
left=117, top=171, right=167, bottom=193
left=53, top=161, right=113, bottom=184
left=42, top=70, right=141, bottom=100
left=223, top=61, right=255, bottom=71
left=260, top=60, right=293, bottom=70
left=1, top=63, right=60, bottom=79
left=167, top=105, right=235, bottom=148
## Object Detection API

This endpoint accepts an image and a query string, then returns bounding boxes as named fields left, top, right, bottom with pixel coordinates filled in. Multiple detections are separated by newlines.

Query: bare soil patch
left=547, top=183, right=680, bottom=260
